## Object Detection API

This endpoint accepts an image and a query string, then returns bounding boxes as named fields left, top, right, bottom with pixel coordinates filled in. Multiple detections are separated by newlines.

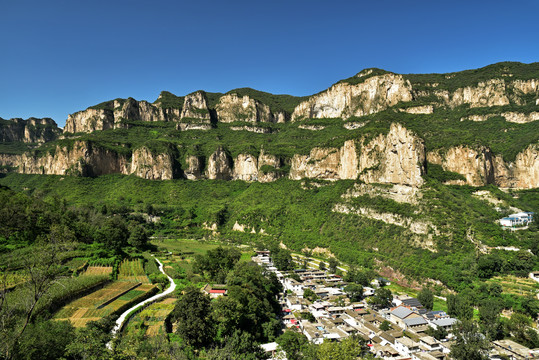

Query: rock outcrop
left=427, top=145, right=539, bottom=189
left=131, top=146, right=175, bottom=180
left=64, top=108, right=115, bottom=134
left=0, top=118, right=60, bottom=143
left=17, top=140, right=129, bottom=176
left=289, top=140, right=358, bottom=181
left=216, top=94, right=276, bottom=123
left=501, top=111, right=539, bottom=123
left=291, top=73, right=413, bottom=120
left=206, top=147, right=232, bottom=180
left=359, top=123, right=426, bottom=187
left=180, top=91, right=212, bottom=123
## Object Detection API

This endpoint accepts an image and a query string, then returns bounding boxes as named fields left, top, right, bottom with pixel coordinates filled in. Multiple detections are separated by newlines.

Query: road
left=107, top=255, right=176, bottom=349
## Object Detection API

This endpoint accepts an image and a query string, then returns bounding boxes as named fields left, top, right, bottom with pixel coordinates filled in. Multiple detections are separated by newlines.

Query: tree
left=379, top=320, right=391, bottom=331
left=276, top=330, right=308, bottom=360
left=478, top=298, right=503, bottom=340
left=128, top=224, right=148, bottom=249
left=344, top=283, right=363, bottom=302
left=15, top=320, right=75, bottom=360
left=206, top=330, right=268, bottom=360
left=328, top=258, right=338, bottom=274
left=317, top=336, right=369, bottom=360
left=450, top=320, right=490, bottom=360
left=1, top=241, right=69, bottom=360
left=370, top=287, right=392, bottom=309
left=418, top=288, right=434, bottom=311
left=447, top=293, right=473, bottom=320
left=272, top=249, right=293, bottom=271
left=171, top=286, right=215, bottom=349
left=64, top=318, right=113, bottom=360
left=303, top=288, right=318, bottom=302
left=318, top=262, right=326, bottom=271
left=193, top=246, right=241, bottom=283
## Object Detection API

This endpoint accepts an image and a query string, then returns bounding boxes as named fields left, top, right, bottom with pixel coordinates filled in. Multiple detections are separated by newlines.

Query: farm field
left=153, top=238, right=253, bottom=273
left=54, top=280, right=157, bottom=327
left=84, top=266, right=113, bottom=276
left=118, top=259, right=150, bottom=283
left=125, top=297, right=177, bottom=337
left=487, top=275, right=539, bottom=297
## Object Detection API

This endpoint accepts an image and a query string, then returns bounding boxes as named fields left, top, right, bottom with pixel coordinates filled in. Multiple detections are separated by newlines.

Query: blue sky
left=1, top=0, right=538, bottom=127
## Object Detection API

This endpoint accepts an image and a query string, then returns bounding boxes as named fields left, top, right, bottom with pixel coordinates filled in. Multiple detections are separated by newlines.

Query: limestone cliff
left=180, top=91, right=212, bottom=123
left=291, top=73, right=413, bottom=120
left=289, top=124, right=425, bottom=187
left=359, top=123, right=426, bottom=187
left=131, top=146, right=175, bottom=180
left=64, top=98, right=180, bottom=134
left=427, top=145, right=539, bottom=189
left=17, top=141, right=129, bottom=176
left=0, top=118, right=60, bottom=143
left=216, top=94, right=276, bottom=123
left=64, top=108, right=115, bottom=134
left=206, top=147, right=232, bottom=180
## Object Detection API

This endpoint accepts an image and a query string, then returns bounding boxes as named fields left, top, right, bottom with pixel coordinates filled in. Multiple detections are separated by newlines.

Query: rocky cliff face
left=64, top=109, right=115, bottom=134
left=180, top=91, right=212, bottom=123
left=359, top=123, right=426, bottom=187
left=216, top=94, right=276, bottom=123
left=131, top=147, right=175, bottom=180
left=206, top=147, right=232, bottom=180
left=64, top=98, right=181, bottom=134
left=291, top=73, right=413, bottom=120
left=0, top=118, right=60, bottom=143
left=428, top=145, right=539, bottom=189
left=289, top=124, right=425, bottom=187
left=17, top=141, right=129, bottom=176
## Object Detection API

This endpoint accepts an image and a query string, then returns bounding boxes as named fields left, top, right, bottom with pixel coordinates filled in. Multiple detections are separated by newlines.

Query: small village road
left=107, top=255, right=176, bottom=348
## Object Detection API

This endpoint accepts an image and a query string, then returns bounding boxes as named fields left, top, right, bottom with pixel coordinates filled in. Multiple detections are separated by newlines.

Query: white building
left=500, top=212, right=534, bottom=227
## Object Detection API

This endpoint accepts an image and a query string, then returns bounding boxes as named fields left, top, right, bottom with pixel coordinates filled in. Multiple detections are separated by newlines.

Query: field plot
left=487, top=275, right=539, bottom=297
left=126, top=297, right=177, bottom=337
left=118, top=259, right=150, bottom=283
left=84, top=266, right=113, bottom=276
left=54, top=281, right=156, bottom=327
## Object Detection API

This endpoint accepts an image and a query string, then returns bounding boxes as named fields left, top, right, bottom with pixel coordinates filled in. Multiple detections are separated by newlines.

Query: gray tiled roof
left=391, top=306, right=414, bottom=319
left=403, top=317, right=428, bottom=326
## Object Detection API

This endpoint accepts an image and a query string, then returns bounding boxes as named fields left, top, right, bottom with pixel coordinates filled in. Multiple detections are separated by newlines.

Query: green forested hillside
left=1, top=173, right=537, bottom=291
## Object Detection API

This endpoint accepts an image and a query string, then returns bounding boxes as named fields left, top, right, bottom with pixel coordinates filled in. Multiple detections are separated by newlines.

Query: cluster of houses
left=252, top=250, right=539, bottom=360
left=499, top=212, right=535, bottom=229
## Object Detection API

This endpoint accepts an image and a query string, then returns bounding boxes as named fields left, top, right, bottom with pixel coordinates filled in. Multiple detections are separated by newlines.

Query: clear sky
left=1, top=0, right=538, bottom=127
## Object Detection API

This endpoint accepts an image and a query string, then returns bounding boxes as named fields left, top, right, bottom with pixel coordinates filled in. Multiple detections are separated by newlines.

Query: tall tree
left=418, top=287, right=434, bottom=311
left=171, top=286, right=215, bottom=349
left=450, top=320, right=490, bottom=360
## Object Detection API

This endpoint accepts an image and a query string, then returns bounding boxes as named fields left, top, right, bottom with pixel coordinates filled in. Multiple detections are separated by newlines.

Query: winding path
left=107, top=255, right=176, bottom=348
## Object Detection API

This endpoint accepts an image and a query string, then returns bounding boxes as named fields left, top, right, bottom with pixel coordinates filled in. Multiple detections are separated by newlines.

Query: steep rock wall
left=0, top=118, right=60, bottom=143
left=359, top=123, right=426, bottom=187
left=206, top=147, right=232, bottom=180
left=291, top=74, right=413, bottom=120
left=216, top=94, right=275, bottom=123
left=428, top=145, right=539, bottom=189
left=180, top=91, right=211, bottom=122
left=17, top=141, right=129, bottom=176
left=131, top=147, right=175, bottom=180
left=64, top=109, right=115, bottom=134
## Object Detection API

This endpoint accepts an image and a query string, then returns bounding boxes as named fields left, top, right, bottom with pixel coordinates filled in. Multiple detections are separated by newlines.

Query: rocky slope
left=0, top=117, right=60, bottom=143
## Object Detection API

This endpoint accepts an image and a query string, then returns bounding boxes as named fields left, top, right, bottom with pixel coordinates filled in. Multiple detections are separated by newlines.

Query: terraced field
left=125, top=297, right=177, bottom=337
left=487, top=275, right=539, bottom=297
left=54, top=281, right=157, bottom=327
left=118, top=259, right=151, bottom=284
left=84, top=266, right=113, bottom=276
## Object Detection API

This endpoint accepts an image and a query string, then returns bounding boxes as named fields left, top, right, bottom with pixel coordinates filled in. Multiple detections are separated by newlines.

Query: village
left=243, top=250, right=539, bottom=360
